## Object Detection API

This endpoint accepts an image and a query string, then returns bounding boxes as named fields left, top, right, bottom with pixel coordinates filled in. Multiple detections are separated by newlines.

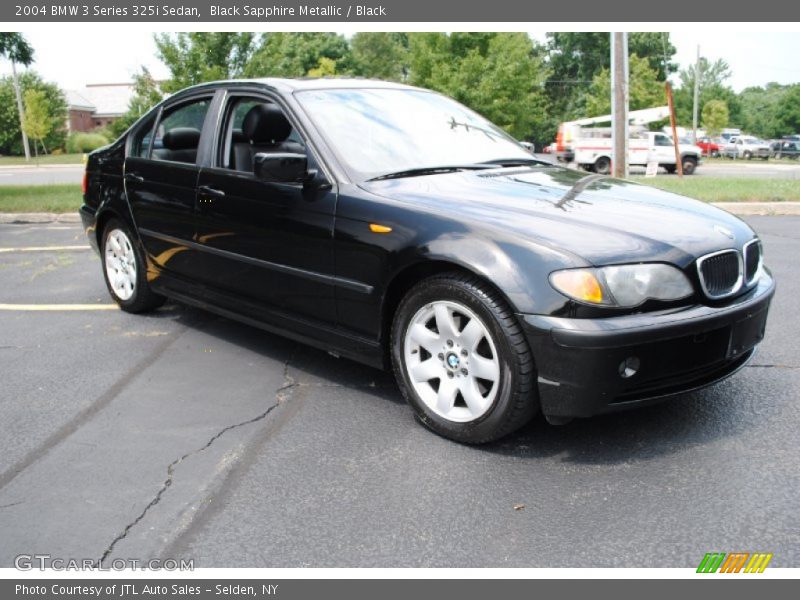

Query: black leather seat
left=155, top=127, right=201, bottom=164
left=232, top=104, right=304, bottom=172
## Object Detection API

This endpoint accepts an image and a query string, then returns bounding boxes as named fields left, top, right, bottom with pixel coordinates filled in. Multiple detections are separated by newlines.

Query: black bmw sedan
left=80, top=78, right=774, bottom=443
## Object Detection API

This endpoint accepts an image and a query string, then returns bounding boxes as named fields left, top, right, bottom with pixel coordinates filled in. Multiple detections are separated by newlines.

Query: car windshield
left=295, top=87, right=532, bottom=181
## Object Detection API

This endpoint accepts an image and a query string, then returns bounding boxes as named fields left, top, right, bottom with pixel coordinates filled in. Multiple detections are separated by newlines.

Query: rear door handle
left=125, top=173, right=144, bottom=183
left=198, top=185, right=225, bottom=198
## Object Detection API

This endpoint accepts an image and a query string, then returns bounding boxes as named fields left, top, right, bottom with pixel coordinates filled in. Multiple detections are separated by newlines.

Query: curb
left=0, top=164, right=84, bottom=170
left=0, top=213, right=82, bottom=224
left=712, top=202, right=800, bottom=216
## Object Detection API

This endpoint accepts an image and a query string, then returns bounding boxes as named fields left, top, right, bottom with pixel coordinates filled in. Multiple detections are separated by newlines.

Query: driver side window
left=219, top=96, right=305, bottom=173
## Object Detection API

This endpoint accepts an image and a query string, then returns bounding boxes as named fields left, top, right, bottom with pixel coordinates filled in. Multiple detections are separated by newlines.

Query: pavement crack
left=0, top=501, right=23, bottom=509
left=95, top=349, right=299, bottom=567
left=747, top=363, right=800, bottom=370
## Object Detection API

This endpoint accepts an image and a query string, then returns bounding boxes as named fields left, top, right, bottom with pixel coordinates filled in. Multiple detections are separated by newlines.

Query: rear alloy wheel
left=391, top=272, right=537, bottom=443
left=101, top=219, right=165, bottom=313
left=743, top=151, right=753, bottom=160
left=594, top=156, right=611, bottom=175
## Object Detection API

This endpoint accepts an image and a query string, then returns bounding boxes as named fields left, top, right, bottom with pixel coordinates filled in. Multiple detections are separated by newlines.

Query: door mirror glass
left=254, top=152, right=308, bottom=183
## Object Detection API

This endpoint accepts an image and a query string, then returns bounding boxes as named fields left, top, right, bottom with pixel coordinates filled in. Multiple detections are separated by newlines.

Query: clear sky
left=2, top=29, right=799, bottom=92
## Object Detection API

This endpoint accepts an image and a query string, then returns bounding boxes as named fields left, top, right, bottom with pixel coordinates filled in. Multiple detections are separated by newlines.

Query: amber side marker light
left=550, top=269, right=605, bottom=304
left=369, top=223, right=393, bottom=233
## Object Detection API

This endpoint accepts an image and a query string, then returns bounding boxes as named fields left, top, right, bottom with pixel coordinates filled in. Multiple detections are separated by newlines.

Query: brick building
left=65, top=83, right=135, bottom=132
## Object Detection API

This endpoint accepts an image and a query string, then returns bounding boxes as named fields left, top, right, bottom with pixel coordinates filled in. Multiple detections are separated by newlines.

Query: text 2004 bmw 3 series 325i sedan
left=80, top=78, right=775, bottom=443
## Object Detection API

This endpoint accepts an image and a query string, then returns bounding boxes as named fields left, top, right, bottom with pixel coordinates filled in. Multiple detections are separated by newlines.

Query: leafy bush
left=66, top=132, right=109, bottom=153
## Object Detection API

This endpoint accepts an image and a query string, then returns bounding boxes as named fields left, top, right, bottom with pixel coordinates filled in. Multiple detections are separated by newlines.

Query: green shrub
left=66, top=132, right=109, bottom=153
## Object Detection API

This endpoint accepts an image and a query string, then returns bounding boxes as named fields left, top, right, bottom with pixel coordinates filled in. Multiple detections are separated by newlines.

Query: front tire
left=101, top=218, right=165, bottom=313
left=391, top=272, right=538, bottom=443
left=682, top=156, right=698, bottom=175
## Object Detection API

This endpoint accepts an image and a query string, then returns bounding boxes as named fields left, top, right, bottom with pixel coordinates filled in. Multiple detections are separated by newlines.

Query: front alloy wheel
left=391, top=272, right=538, bottom=443
left=404, top=300, right=500, bottom=423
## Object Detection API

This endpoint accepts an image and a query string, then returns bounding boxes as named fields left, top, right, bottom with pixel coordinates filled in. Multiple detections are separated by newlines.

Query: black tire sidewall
left=391, top=276, right=532, bottom=443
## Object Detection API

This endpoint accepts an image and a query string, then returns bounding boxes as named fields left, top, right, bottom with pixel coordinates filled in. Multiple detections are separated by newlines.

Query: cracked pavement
left=0, top=218, right=798, bottom=567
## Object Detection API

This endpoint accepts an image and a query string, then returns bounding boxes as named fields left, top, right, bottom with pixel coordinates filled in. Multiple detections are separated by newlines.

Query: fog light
left=619, top=356, right=640, bottom=379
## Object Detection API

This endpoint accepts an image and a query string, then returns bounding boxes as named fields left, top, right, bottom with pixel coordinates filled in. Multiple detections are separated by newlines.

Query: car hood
left=359, top=166, right=754, bottom=266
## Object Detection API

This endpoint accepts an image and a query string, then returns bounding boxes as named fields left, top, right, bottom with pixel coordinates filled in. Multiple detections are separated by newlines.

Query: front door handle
left=198, top=185, right=225, bottom=198
left=125, top=173, right=144, bottom=183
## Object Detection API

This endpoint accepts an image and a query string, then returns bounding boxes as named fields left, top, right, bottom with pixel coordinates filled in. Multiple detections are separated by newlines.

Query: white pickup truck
left=572, top=132, right=704, bottom=175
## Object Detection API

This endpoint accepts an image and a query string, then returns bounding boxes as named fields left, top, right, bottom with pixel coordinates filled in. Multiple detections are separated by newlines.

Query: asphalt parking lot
left=0, top=218, right=798, bottom=568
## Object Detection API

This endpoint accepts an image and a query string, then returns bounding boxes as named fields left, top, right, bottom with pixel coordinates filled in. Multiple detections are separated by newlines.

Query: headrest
left=231, top=128, right=247, bottom=144
left=162, top=127, right=201, bottom=150
left=243, top=104, right=292, bottom=144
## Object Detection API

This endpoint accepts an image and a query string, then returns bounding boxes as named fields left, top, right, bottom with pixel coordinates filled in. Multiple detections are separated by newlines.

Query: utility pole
left=611, top=32, right=629, bottom=178
left=666, top=81, right=683, bottom=177
left=10, top=60, right=31, bottom=162
left=692, top=45, right=701, bottom=144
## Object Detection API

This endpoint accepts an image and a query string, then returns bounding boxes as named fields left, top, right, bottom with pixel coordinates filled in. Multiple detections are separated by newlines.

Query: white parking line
left=0, top=303, right=118, bottom=311
left=0, top=245, right=91, bottom=253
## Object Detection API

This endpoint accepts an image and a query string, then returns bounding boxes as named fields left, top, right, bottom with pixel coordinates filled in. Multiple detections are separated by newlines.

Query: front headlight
left=550, top=264, right=693, bottom=307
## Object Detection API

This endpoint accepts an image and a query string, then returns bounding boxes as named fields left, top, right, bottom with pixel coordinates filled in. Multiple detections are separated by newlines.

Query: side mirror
left=254, top=152, right=309, bottom=183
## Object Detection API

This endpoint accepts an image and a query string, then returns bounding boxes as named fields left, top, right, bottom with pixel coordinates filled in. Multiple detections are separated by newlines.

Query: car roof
left=173, top=77, right=423, bottom=96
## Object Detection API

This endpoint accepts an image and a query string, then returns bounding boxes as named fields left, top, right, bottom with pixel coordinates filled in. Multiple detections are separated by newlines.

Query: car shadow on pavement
left=485, top=378, right=761, bottom=464
left=141, top=301, right=761, bottom=466
left=153, top=301, right=403, bottom=403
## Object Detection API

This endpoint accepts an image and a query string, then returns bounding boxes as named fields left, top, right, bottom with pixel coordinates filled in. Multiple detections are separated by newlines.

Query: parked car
left=80, top=79, right=774, bottom=443
left=772, top=140, right=800, bottom=159
left=697, top=136, right=721, bottom=157
left=724, top=136, right=770, bottom=160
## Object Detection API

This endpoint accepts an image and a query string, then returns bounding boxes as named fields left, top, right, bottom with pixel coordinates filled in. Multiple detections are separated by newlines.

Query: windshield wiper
left=482, top=157, right=554, bottom=167
left=368, top=164, right=493, bottom=181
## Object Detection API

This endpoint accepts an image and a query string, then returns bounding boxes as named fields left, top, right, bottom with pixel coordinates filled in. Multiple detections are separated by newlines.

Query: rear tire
left=101, top=218, right=165, bottom=313
left=391, top=272, right=538, bottom=444
left=594, top=156, right=611, bottom=175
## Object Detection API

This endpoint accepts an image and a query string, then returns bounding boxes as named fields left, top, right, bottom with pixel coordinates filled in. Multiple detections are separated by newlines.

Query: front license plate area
left=728, top=308, right=768, bottom=359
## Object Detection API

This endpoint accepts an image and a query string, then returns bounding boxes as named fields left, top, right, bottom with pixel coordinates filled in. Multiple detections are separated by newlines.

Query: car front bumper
left=520, top=272, right=775, bottom=418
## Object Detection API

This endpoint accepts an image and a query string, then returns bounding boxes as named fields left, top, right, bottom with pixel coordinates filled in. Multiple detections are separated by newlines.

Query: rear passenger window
left=151, top=98, right=211, bottom=164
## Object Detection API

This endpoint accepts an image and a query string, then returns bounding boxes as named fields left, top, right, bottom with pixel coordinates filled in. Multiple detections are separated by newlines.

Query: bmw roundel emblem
left=447, top=353, right=460, bottom=369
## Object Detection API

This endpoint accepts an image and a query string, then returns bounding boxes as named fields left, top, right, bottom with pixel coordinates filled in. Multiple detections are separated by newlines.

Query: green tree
left=245, top=33, right=350, bottom=78
left=1, top=32, right=36, bottom=159
left=584, top=54, right=665, bottom=117
left=408, top=33, right=548, bottom=140
left=350, top=33, right=408, bottom=81
left=0, top=32, right=34, bottom=64
left=155, top=33, right=255, bottom=92
left=701, top=99, right=729, bottom=136
left=307, top=57, right=338, bottom=78
left=542, top=33, right=677, bottom=142
left=738, top=83, right=786, bottom=139
left=22, top=89, right=52, bottom=155
left=673, top=58, right=740, bottom=127
left=108, top=67, right=164, bottom=139
left=775, top=84, right=800, bottom=135
left=0, top=71, right=66, bottom=155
